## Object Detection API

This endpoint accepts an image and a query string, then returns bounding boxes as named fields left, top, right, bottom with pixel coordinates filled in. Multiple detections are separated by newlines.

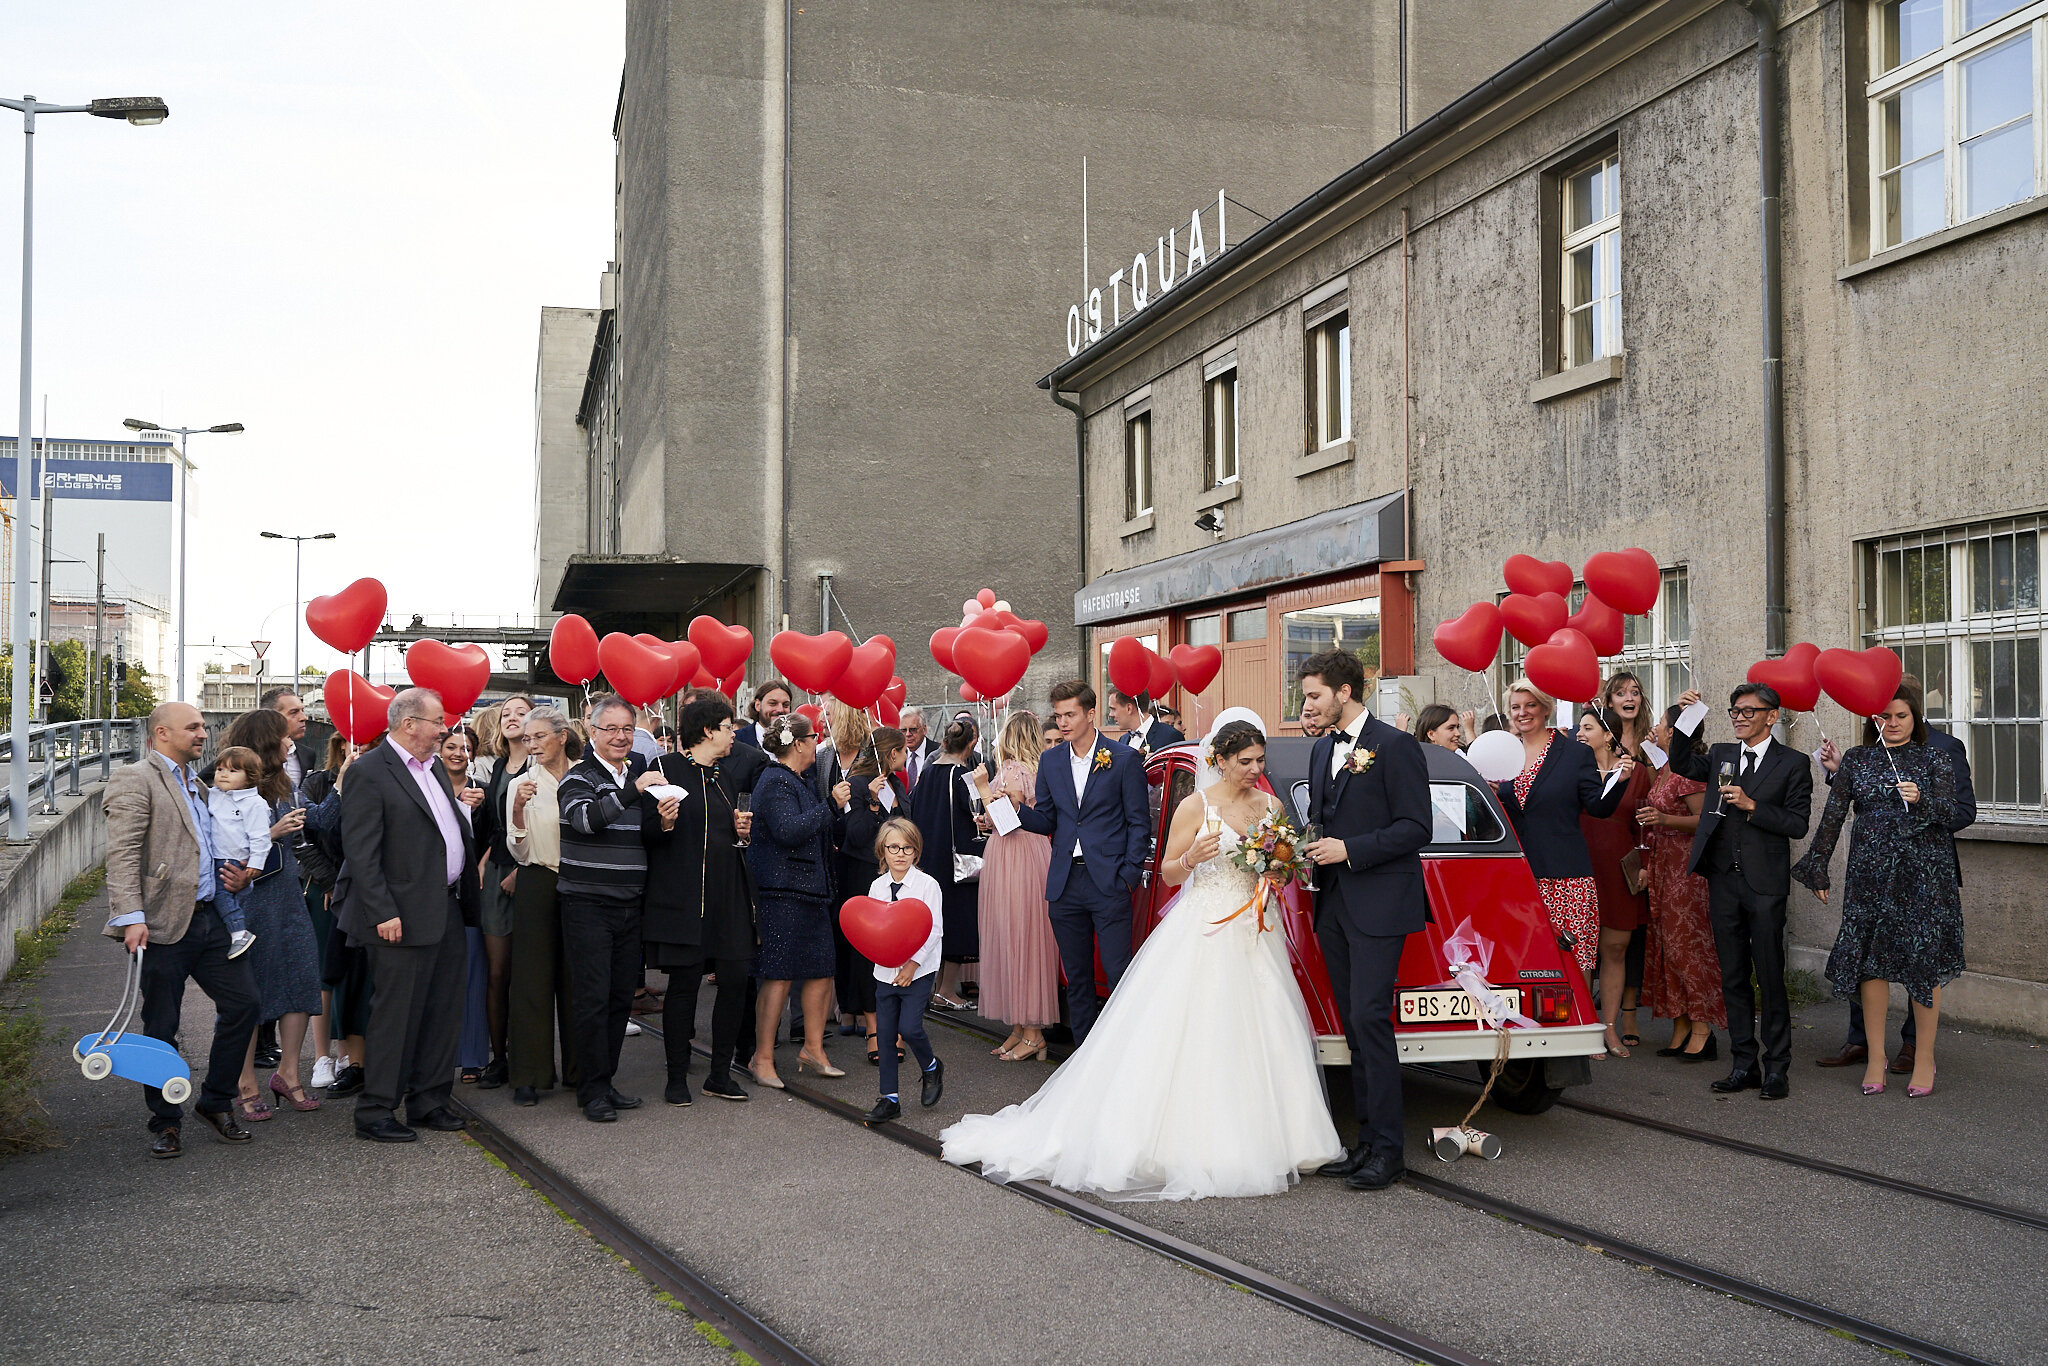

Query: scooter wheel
left=80, top=1052, right=113, bottom=1081
left=161, top=1076, right=192, bottom=1104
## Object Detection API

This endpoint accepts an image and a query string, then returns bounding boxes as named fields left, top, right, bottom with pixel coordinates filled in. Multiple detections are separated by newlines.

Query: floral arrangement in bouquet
left=1210, top=809, right=1316, bottom=936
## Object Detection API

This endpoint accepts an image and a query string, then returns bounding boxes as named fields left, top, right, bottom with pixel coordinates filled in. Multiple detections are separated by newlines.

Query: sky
left=2, top=3, right=623, bottom=693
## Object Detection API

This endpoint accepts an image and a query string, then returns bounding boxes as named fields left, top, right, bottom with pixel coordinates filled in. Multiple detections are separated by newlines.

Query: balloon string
left=1878, top=730, right=1911, bottom=811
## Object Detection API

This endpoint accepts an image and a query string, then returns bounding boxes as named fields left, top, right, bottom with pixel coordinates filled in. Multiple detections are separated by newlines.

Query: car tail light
left=1533, top=986, right=1573, bottom=1024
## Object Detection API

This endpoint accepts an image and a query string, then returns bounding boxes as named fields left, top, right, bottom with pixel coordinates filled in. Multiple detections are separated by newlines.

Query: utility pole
left=90, top=532, right=103, bottom=717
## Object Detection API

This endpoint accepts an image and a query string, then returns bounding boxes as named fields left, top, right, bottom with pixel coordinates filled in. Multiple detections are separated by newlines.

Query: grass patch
left=1, top=863, right=105, bottom=1156
left=1785, top=967, right=1830, bottom=1010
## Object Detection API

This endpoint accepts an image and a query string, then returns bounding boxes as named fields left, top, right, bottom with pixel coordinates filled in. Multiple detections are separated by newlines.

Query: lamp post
left=259, top=531, right=335, bottom=683
left=123, top=417, right=243, bottom=705
left=4, top=92, right=168, bottom=839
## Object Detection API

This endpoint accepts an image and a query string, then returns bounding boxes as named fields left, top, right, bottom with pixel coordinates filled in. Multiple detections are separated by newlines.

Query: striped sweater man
left=556, top=752, right=651, bottom=900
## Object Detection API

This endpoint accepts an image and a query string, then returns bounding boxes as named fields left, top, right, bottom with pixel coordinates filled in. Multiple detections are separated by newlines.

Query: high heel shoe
left=797, top=1053, right=846, bottom=1078
left=999, top=1040, right=1048, bottom=1062
left=746, top=1064, right=786, bottom=1091
left=234, top=1091, right=274, bottom=1123
left=1678, top=1033, right=1718, bottom=1063
left=1907, top=1066, right=1936, bottom=1099
left=268, top=1072, right=321, bottom=1111
left=1655, top=1025, right=1694, bottom=1058
left=1861, top=1077, right=1887, bottom=1095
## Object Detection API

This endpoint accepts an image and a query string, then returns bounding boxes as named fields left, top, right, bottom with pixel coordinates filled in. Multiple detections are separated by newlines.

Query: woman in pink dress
left=1635, top=705, right=1724, bottom=1060
left=971, top=711, right=1060, bottom=1061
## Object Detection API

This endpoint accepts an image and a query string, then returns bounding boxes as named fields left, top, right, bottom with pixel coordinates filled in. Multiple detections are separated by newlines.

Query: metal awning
left=1074, top=490, right=1405, bottom=626
left=551, top=555, right=760, bottom=618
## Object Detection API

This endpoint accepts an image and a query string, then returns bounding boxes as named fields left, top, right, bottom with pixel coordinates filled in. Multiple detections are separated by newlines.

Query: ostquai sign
left=1065, top=191, right=1228, bottom=359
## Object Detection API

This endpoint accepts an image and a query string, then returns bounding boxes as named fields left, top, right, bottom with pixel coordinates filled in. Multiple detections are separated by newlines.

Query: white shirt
left=281, top=745, right=304, bottom=793
left=1739, top=736, right=1773, bottom=773
left=1328, top=709, right=1369, bottom=780
left=1129, top=717, right=1156, bottom=750
left=1068, top=735, right=1098, bottom=856
left=592, top=753, right=630, bottom=789
left=205, top=786, right=273, bottom=868
left=869, top=866, right=944, bottom=982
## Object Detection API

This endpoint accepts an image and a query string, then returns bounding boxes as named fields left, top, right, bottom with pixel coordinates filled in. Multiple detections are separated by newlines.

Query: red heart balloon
left=833, top=638, right=897, bottom=708
left=962, top=611, right=1005, bottom=634
left=718, top=666, right=745, bottom=700
left=840, top=894, right=934, bottom=969
left=1566, top=593, right=1624, bottom=657
left=405, top=639, right=490, bottom=717
left=1525, top=627, right=1600, bottom=704
left=1106, top=637, right=1153, bottom=697
left=1168, top=644, right=1222, bottom=695
left=548, top=614, right=601, bottom=686
left=873, top=697, right=902, bottom=728
left=1432, top=602, right=1504, bottom=674
left=323, top=669, right=395, bottom=744
left=882, top=676, right=907, bottom=708
left=929, top=627, right=961, bottom=673
left=1501, top=592, right=1569, bottom=648
left=796, top=703, right=826, bottom=733
left=1015, top=619, right=1050, bottom=654
left=667, top=640, right=702, bottom=691
left=1747, top=642, right=1822, bottom=712
left=686, top=616, right=754, bottom=678
left=596, top=633, right=674, bottom=708
left=769, top=630, right=854, bottom=695
left=959, top=682, right=982, bottom=703
left=1815, top=646, right=1903, bottom=718
left=691, top=668, right=716, bottom=689
left=952, top=628, right=1031, bottom=699
left=1503, top=554, right=1574, bottom=598
left=1147, top=649, right=1177, bottom=699
left=633, top=635, right=683, bottom=698
left=1582, top=549, right=1661, bottom=616
left=305, top=578, right=387, bottom=654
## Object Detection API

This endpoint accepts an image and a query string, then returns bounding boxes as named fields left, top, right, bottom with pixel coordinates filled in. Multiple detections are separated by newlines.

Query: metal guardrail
left=0, top=718, right=145, bottom=824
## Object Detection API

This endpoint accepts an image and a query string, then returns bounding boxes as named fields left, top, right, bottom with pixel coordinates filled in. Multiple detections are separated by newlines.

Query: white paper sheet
left=1676, top=700, right=1709, bottom=736
left=986, top=794, right=1021, bottom=836
left=648, top=783, right=688, bottom=802
left=1601, top=767, right=1626, bottom=797
left=1642, top=741, right=1669, bottom=769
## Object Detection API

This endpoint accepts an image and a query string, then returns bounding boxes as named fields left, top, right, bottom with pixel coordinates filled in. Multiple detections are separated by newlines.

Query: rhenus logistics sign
left=1065, top=190, right=1228, bottom=358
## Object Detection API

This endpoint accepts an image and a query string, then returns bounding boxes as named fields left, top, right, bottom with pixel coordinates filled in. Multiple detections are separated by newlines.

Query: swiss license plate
left=1398, top=987, right=1521, bottom=1025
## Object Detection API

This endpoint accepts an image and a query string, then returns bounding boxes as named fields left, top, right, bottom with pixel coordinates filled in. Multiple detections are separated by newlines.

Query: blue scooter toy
left=74, top=945, right=192, bottom=1104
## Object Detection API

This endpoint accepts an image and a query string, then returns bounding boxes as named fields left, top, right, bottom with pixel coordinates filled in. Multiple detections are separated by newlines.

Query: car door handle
left=1139, top=869, right=1152, bottom=889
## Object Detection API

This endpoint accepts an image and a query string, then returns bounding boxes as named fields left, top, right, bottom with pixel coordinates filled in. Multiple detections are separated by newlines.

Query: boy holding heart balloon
left=861, top=818, right=945, bottom=1125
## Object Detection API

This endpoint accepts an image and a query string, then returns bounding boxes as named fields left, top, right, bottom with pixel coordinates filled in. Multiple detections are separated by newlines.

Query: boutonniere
left=1093, top=747, right=1114, bottom=772
left=1346, top=747, right=1377, bottom=775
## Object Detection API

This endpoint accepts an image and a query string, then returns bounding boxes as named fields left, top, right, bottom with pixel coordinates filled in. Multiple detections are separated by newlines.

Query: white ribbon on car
left=1440, top=921, right=1538, bottom=1030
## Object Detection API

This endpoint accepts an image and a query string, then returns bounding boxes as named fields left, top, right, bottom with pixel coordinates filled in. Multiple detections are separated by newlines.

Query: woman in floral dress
left=1636, top=705, right=1723, bottom=1059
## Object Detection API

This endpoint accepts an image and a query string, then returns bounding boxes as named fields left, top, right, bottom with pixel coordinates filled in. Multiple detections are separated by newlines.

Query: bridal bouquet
left=1227, top=809, right=1317, bottom=889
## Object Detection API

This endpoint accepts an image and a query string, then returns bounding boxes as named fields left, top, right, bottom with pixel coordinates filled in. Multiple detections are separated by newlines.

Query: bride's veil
left=1195, top=706, right=1267, bottom=792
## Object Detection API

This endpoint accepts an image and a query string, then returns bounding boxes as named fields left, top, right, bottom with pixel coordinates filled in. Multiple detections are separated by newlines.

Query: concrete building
left=46, top=597, right=171, bottom=693
left=532, top=0, right=1591, bottom=692
left=1044, top=0, right=2048, bottom=1031
left=198, top=663, right=262, bottom=714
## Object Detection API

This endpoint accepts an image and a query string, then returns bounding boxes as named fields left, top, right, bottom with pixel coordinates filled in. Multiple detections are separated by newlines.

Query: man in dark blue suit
left=1301, top=650, right=1433, bottom=1191
left=1107, top=688, right=1186, bottom=756
left=1814, top=674, right=1974, bottom=1073
left=1015, top=680, right=1152, bottom=1043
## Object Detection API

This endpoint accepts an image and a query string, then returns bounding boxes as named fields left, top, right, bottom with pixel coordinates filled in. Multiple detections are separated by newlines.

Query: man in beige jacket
left=104, top=702, right=261, bottom=1158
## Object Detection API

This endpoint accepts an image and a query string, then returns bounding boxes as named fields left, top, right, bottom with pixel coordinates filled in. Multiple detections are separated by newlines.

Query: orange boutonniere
left=1346, top=747, right=1376, bottom=775
left=1093, top=747, right=1114, bottom=772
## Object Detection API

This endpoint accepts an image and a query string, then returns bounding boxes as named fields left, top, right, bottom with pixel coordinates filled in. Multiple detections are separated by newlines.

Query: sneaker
left=310, top=1055, right=337, bottom=1090
left=227, top=930, right=257, bottom=959
left=623, top=1020, right=642, bottom=1037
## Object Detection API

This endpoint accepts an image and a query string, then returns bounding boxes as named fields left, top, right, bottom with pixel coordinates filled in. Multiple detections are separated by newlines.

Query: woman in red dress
left=1635, top=705, right=1722, bottom=1059
left=1577, top=707, right=1652, bottom=1057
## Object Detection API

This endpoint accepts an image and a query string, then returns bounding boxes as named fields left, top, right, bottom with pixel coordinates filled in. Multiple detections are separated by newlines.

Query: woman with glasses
left=1636, top=704, right=1721, bottom=1060
left=644, top=693, right=758, bottom=1104
left=836, top=726, right=910, bottom=1061
left=1575, top=706, right=1652, bottom=1056
left=970, top=710, right=1060, bottom=1062
left=505, top=706, right=581, bottom=1107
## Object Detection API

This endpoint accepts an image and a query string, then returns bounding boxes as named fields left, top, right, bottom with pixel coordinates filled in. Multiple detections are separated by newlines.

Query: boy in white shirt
left=205, top=747, right=272, bottom=960
left=863, top=818, right=944, bottom=1124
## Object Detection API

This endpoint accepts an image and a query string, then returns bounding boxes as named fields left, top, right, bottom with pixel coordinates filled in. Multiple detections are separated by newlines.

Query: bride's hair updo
left=1208, top=719, right=1266, bottom=765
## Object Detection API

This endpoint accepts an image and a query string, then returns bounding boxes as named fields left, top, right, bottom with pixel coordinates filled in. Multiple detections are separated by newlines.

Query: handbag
left=948, top=769, right=984, bottom=883
left=1620, top=846, right=1648, bottom=896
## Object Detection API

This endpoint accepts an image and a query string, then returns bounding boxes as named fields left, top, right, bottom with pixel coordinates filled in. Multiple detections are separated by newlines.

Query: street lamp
left=259, top=530, right=336, bottom=683
left=4, top=91, right=168, bottom=839
left=123, top=417, right=243, bottom=705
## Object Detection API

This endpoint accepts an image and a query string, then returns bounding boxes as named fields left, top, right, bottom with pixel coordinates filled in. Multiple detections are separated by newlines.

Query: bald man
left=104, top=702, right=261, bottom=1158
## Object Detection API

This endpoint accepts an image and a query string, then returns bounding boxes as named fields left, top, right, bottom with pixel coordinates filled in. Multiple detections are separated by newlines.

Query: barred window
left=1862, top=517, right=2044, bottom=815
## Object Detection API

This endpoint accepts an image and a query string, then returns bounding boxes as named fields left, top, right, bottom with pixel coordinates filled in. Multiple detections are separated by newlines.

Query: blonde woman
left=972, top=711, right=1060, bottom=1061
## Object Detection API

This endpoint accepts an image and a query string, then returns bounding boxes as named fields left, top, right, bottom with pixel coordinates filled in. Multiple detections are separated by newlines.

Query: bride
left=940, top=711, right=1341, bottom=1201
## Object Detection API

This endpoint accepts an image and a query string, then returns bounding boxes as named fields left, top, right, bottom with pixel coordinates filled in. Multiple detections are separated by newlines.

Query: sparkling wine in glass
left=734, top=792, right=751, bottom=848
left=1715, top=758, right=1737, bottom=816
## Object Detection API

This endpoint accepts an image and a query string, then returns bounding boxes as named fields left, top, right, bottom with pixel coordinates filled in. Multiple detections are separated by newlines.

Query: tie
left=907, top=752, right=920, bottom=788
left=889, top=882, right=902, bottom=902
left=1741, top=749, right=1757, bottom=781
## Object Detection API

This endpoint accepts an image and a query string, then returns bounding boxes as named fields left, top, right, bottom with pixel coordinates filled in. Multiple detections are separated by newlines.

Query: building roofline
left=1039, top=0, right=1668, bottom=393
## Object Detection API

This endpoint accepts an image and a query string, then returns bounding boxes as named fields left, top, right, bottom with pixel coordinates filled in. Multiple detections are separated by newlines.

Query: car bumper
left=1314, top=1022, right=1608, bottom=1068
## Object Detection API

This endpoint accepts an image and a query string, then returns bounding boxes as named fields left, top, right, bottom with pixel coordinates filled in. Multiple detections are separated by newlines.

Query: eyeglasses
left=405, top=714, right=447, bottom=729
left=881, top=843, right=916, bottom=855
left=1728, top=706, right=1772, bottom=720
left=590, top=724, right=636, bottom=736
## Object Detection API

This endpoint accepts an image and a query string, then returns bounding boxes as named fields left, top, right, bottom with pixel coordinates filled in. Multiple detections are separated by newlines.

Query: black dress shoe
left=327, top=1065, right=365, bottom=1098
left=863, top=1096, right=901, bottom=1125
left=477, top=1058, right=509, bottom=1090
left=1758, top=1073, right=1789, bottom=1100
left=700, top=1073, right=749, bottom=1102
left=513, top=1086, right=539, bottom=1107
left=1317, top=1143, right=1370, bottom=1178
left=1710, top=1067, right=1763, bottom=1093
left=606, top=1088, right=642, bottom=1111
left=411, top=1107, right=467, bottom=1132
left=355, top=1117, right=418, bottom=1143
left=664, top=1078, right=693, bottom=1106
left=920, top=1057, right=945, bottom=1109
left=583, top=1097, right=618, bottom=1123
left=1345, top=1152, right=1406, bottom=1191
left=197, top=1107, right=252, bottom=1143
left=254, top=1044, right=283, bottom=1070
left=150, top=1128, right=182, bottom=1159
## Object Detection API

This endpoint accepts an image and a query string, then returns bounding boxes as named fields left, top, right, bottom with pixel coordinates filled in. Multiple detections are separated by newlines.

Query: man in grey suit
left=335, top=687, right=480, bottom=1142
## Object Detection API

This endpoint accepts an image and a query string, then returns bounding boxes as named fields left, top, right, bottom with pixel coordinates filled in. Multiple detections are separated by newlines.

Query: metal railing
left=0, top=718, right=145, bottom=824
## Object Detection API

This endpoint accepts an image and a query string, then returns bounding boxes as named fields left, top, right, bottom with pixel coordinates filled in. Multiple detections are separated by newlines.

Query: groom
left=1016, top=680, right=1151, bottom=1043
left=1302, top=650, right=1433, bottom=1191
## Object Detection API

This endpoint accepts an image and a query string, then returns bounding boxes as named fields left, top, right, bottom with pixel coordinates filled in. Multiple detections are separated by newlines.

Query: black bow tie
left=1331, top=731, right=1355, bottom=749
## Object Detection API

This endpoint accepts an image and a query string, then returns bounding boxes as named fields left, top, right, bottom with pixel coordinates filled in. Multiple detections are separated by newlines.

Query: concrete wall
left=0, top=789, right=107, bottom=982
left=533, top=307, right=601, bottom=620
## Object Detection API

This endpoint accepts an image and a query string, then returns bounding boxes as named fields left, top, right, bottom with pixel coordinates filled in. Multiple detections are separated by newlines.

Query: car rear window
left=1430, top=782, right=1506, bottom=845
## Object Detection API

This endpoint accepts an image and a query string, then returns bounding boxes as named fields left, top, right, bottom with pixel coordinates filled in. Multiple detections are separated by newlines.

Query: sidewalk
left=0, top=885, right=731, bottom=1366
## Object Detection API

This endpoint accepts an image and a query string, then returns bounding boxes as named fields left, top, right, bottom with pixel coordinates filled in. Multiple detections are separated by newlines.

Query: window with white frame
left=1204, top=366, right=1239, bottom=489
left=1562, top=153, right=1622, bottom=368
left=1125, top=409, right=1153, bottom=519
left=1862, top=518, right=2044, bottom=815
left=1495, top=567, right=1691, bottom=723
left=1870, top=0, right=2047, bottom=249
left=1307, top=311, right=1351, bottom=449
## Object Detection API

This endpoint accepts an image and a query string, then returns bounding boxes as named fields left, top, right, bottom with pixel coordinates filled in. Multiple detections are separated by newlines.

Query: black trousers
left=138, top=901, right=261, bottom=1133
left=1047, top=861, right=1132, bottom=1043
left=1315, top=904, right=1406, bottom=1160
left=358, top=889, right=467, bottom=1126
left=1705, top=870, right=1792, bottom=1075
left=559, top=892, right=642, bottom=1105
left=875, top=974, right=937, bottom=1099
left=506, top=866, right=579, bottom=1091
left=660, top=951, right=752, bottom=1081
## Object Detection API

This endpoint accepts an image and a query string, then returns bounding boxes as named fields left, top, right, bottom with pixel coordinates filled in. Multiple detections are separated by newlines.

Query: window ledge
left=1957, top=820, right=2048, bottom=846
left=1195, top=481, right=1241, bottom=511
left=1117, top=511, right=1155, bottom=538
left=1529, top=353, right=1624, bottom=404
left=1296, top=439, right=1354, bottom=477
left=1840, top=194, right=2048, bottom=281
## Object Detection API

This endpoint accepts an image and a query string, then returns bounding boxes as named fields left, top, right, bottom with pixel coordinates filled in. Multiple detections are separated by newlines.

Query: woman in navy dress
left=910, top=713, right=987, bottom=1011
left=1793, top=685, right=1962, bottom=1099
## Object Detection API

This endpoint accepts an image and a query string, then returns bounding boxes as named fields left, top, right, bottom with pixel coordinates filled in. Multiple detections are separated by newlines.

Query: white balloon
left=1465, top=731, right=1524, bottom=784
left=961, top=599, right=980, bottom=618
left=993, top=600, right=1012, bottom=613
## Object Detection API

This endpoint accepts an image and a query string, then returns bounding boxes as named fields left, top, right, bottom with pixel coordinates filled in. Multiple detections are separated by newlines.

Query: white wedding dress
left=940, top=792, right=1342, bottom=1201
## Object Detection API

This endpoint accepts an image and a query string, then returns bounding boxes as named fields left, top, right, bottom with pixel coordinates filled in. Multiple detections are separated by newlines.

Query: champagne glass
left=733, top=792, right=751, bottom=848
left=1715, top=758, right=1737, bottom=815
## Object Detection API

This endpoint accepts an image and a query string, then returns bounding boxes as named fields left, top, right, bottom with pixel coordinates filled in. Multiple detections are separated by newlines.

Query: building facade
left=1047, top=0, right=2048, bottom=1031
left=46, top=597, right=170, bottom=695
left=531, top=0, right=1590, bottom=692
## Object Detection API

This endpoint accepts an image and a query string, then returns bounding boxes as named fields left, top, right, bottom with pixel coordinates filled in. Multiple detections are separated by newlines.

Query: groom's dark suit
left=1015, top=732, right=1151, bottom=1042
left=1308, top=711, right=1432, bottom=1162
